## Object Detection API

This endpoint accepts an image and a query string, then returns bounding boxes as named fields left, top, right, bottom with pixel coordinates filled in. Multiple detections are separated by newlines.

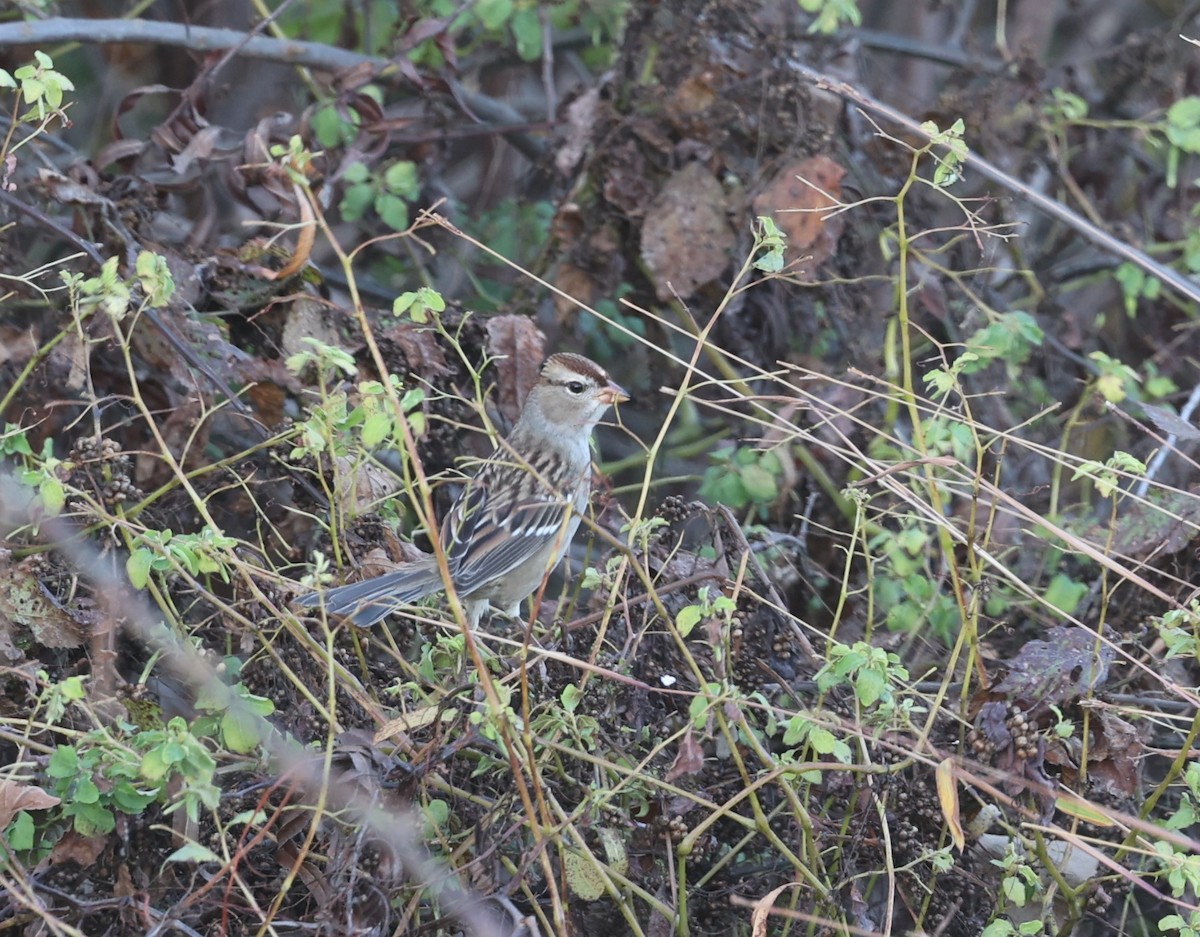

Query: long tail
left=296, top=560, right=440, bottom=626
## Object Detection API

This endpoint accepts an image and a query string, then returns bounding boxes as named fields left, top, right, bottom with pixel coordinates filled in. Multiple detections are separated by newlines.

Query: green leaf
left=855, top=668, right=885, bottom=707
left=1167, top=97, right=1200, bottom=153
left=46, top=746, right=78, bottom=778
left=738, top=463, right=778, bottom=503
left=476, top=0, right=513, bottom=30
left=241, top=692, right=275, bottom=717
left=510, top=7, right=542, bottom=60
left=6, top=811, right=34, bottom=850
left=135, top=251, right=175, bottom=307
left=563, top=845, right=606, bottom=900
left=699, top=469, right=748, bottom=509
left=374, top=192, right=410, bottom=231
left=112, top=781, right=158, bottom=813
left=360, top=412, right=391, bottom=448
left=221, top=706, right=266, bottom=754
left=676, top=605, right=702, bottom=637
left=343, top=161, right=370, bottom=184
left=39, top=477, right=64, bottom=516
left=1043, top=573, right=1086, bottom=615
left=166, top=841, right=222, bottom=864
left=383, top=160, right=418, bottom=198
left=74, top=776, right=100, bottom=805
left=127, top=549, right=153, bottom=590
left=561, top=684, right=582, bottom=714
left=140, top=747, right=170, bottom=782
left=339, top=182, right=374, bottom=222
left=312, top=104, right=358, bottom=148
left=71, top=801, right=115, bottom=837
left=808, top=726, right=837, bottom=754
left=423, top=797, right=450, bottom=832
left=782, top=713, right=810, bottom=746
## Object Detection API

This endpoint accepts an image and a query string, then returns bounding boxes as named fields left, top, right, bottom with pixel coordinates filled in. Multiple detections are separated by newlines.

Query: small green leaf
left=74, top=776, right=100, bottom=805
left=6, top=811, right=34, bottom=850
left=374, top=192, right=409, bottom=231
left=343, top=161, right=370, bottom=184
left=423, top=798, right=450, bottom=832
left=676, top=605, right=702, bottom=637
left=360, top=412, right=391, bottom=448
left=165, top=841, right=222, bottom=864
left=561, top=683, right=582, bottom=713
left=476, top=0, right=513, bottom=29
left=47, top=746, right=78, bottom=778
left=855, top=668, right=884, bottom=707
left=339, top=182, right=374, bottom=221
left=112, top=782, right=158, bottom=813
left=221, top=707, right=265, bottom=754
left=39, top=477, right=64, bottom=516
left=71, top=801, right=115, bottom=836
left=808, top=726, right=837, bottom=754
left=738, top=463, right=778, bottom=503
left=1043, top=573, right=1086, bottom=615
left=383, top=160, right=418, bottom=198
left=140, top=747, right=170, bottom=782
left=563, top=845, right=606, bottom=900
left=510, top=7, right=542, bottom=60
left=981, top=920, right=1015, bottom=937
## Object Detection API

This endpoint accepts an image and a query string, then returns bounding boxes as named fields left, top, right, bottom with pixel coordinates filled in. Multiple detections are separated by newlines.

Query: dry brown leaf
left=0, top=325, right=37, bottom=368
left=665, top=726, right=706, bottom=781
left=602, top=139, right=655, bottom=217
left=1088, top=485, right=1200, bottom=560
left=751, top=881, right=803, bottom=937
left=641, top=162, right=734, bottom=300
left=485, top=316, right=546, bottom=424
left=379, top=321, right=453, bottom=380
left=551, top=261, right=600, bottom=319
left=0, top=779, right=59, bottom=829
left=670, top=72, right=717, bottom=118
left=1085, top=710, right=1141, bottom=798
left=48, top=829, right=107, bottom=869
left=556, top=86, right=602, bottom=177
left=1142, top=404, right=1200, bottom=440
left=752, top=155, right=845, bottom=281
left=331, top=455, right=401, bottom=520
left=375, top=705, right=444, bottom=743
left=170, top=124, right=222, bottom=175
left=935, top=757, right=965, bottom=851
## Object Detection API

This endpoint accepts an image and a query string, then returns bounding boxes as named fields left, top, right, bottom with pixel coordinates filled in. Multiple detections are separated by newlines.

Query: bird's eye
left=567, top=381, right=585, bottom=394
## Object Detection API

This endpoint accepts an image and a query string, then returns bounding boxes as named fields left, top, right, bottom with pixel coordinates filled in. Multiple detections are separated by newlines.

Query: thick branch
left=0, top=16, right=546, bottom=158
left=0, top=16, right=377, bottom=72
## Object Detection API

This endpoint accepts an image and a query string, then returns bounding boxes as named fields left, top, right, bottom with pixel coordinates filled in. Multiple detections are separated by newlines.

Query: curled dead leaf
left=485, top=316, right=546, bottom=425
left=0, top=779, right=59, bottom=829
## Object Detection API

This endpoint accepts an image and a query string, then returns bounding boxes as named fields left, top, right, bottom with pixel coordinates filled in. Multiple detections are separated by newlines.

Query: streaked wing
left=444, top=481, right=571, bottom=595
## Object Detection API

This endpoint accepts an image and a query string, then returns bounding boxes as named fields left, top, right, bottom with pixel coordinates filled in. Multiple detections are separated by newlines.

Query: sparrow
left=298, top=353, right=628, bottom=627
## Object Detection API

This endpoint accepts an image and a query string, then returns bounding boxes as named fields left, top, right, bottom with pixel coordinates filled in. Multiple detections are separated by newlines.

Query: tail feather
left=296, top=560, right=441, bottom=626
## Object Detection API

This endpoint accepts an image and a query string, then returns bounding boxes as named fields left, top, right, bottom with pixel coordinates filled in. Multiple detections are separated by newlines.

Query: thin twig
left=791, top=61, right=1200, bottom=310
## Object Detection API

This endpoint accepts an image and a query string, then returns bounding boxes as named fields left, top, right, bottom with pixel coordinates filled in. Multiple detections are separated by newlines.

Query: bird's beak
left=599, top=379, right=630, bottom=407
